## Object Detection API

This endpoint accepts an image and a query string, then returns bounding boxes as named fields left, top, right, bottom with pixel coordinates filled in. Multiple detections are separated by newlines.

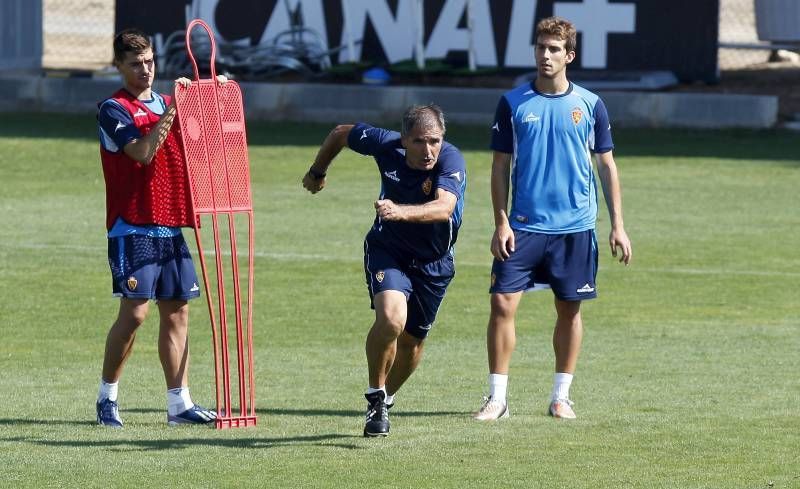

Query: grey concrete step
left=0, top=75, right=779, bottom=129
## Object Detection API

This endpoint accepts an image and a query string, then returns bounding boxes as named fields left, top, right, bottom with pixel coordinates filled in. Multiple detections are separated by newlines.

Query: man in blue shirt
left=474, top=17, right=632, bottom=421
left=303, top=105, right=467, bottom=437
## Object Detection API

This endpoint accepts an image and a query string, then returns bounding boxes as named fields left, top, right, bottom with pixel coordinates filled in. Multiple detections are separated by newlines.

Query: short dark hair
left=401, top=104, right=446, bottom=137
left=113, top=28, right=152, bottom=63
left=536, top=17, right=577, bottom=53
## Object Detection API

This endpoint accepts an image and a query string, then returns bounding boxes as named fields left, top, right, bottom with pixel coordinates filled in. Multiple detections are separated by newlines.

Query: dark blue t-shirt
left=348, top=122, right=467, bottom=263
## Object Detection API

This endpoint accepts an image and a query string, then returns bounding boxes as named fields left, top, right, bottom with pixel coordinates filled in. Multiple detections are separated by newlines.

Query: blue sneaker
left=96, top=398, right=123, bottom=428
left=167, top=404, right=217, bottom=426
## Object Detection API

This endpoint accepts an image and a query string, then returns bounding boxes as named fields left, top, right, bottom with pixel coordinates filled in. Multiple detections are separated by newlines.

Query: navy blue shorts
left=108, top=233, right=201, bottom=301
left=490, top=229, right=598, bottom=301
left=364, top=239, right=454, bottom=339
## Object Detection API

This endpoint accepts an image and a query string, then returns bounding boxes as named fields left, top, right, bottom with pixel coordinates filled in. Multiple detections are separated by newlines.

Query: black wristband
left=308, top=167, right=326, bottom=179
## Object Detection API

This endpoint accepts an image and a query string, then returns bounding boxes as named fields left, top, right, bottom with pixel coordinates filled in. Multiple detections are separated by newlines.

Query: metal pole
left=412, top=0, right=425, bottom=69
left=467, top=0, right=476, bottom=71
left=341, top=0, right=357, bottom=62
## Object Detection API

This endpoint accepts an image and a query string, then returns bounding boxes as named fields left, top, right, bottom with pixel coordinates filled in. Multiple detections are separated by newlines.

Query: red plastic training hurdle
left=174, top=19, right=257, bottom=429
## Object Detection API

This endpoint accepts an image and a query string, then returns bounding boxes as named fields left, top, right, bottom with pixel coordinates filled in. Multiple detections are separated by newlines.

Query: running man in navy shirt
left=474, top=17, right=632, bottom=421
left=303, top=105, right=467, bottom=437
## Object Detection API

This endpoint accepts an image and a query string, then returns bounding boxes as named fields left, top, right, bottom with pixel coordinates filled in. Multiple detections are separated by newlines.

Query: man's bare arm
left=374, top=189, right=457, bottom=223
left=303, top=124, right=354, bottom=194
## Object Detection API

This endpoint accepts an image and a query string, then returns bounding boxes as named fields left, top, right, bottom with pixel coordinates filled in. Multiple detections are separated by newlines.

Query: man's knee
left=490, top=293, right=520, bottom=320
left=374, top=291, right=407, bottom=337
left=555, top=298, right=581, bottom=323
left=374, top=312, right=406, bottom=338
left=159, top=301, right=190, bottom=331
left=397, top=331, right=424, bottom=353
left=118, top=299, right=149, bottom=329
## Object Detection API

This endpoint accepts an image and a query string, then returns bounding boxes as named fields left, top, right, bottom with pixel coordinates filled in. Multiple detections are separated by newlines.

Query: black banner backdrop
left=115, top=0, right=719, bottom=82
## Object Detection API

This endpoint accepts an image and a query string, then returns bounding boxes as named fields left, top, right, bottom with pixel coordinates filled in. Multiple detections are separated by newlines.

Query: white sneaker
left=473, top=396, right=509, bottom=421
left=548, top=398, right=576, bottom=419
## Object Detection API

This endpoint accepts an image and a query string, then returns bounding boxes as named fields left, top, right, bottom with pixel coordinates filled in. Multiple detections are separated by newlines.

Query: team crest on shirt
left=421, top=177, right=432, bottom=195
left=375, top=271, right=385, bottom=283
left=571, top=107, right=583, bottom=125
left=127, top=276, right=138, bottom=291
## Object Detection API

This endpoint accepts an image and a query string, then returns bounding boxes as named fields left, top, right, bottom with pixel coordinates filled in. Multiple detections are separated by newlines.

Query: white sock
left=167, top=387, right=194, bottom=416
left=385, top=393, right=395, bottom=406
left=366, top=386, right=386, bottom=398
left=551, top=372, right=574, bottom=401
left=98, top=379, right=119, bottom=402
left=488, top=373, right=508, bottom=403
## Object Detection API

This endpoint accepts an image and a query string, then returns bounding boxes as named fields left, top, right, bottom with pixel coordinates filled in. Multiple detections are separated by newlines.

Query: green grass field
left=0, top=113, right=798, bottom=488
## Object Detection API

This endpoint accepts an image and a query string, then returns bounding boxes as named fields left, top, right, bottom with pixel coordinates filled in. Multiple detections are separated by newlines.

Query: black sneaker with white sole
left=363, top=391, right=390, bottom=437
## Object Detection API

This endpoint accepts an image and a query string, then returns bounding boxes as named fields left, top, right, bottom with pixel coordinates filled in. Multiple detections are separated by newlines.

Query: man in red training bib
left=95, top=28, right=225, bottom=428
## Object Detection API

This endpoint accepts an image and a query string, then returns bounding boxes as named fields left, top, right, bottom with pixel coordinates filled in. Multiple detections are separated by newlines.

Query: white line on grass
left=7, top=242, right=800, bottom=278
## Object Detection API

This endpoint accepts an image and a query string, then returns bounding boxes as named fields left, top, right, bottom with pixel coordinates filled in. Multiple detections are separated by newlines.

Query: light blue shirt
left=491, top=81, right=613, bottom=234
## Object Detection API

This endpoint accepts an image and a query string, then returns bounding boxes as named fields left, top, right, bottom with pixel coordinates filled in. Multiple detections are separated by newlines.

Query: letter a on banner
left=173, top=19, right=257, bottom=430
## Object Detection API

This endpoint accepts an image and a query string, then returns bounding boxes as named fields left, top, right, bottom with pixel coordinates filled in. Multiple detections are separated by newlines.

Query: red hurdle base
left=217, top=416, right=258, bottom=430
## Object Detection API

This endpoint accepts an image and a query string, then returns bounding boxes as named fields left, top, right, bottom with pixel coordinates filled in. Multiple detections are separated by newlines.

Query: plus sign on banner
left=553, top=0, right=636, bottom=69
left=116, top=0, right=720, bottom=82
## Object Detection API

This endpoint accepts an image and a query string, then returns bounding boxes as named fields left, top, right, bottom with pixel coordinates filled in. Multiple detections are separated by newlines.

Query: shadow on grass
left=260, top=408, right=466, bottom=418
left=2, top=113, right=798, bottom=163
left=125, top=407, right=468, bottom=418
left=2, top=433, right=364, bottom=451
left=0, top=406, right=469, bottom=432
left=114, top=407, right=368, bottom=418
left=0, top=418, right=95, bottom=427
left=612, top=128, right=800, bottom=165
left=0, top=113, right=337, bottom=146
